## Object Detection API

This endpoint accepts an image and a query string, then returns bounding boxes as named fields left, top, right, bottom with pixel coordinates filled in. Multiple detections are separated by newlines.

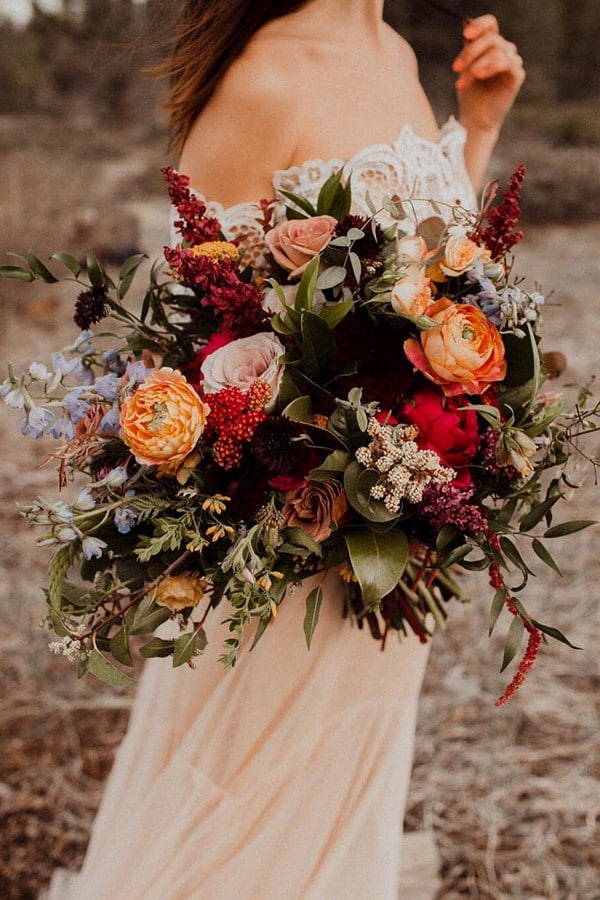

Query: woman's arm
left=452, top=14, right=526, bottom=192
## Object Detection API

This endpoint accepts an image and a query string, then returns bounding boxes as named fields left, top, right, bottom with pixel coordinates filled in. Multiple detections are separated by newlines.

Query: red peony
left=400, top=388, right=479, bottom=486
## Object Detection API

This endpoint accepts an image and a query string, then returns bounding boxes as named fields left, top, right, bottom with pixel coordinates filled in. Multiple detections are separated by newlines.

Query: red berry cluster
left=475, top=164, right=525, bottom=261
left=164, top=246, right=270, bottom=339
left=204, top=380, right=272, bottom=469
left=162, top=166, right=221, bottom=246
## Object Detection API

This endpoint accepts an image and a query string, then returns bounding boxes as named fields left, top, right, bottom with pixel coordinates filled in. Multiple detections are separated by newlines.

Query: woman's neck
left=269, top=0, right=387, bottom=45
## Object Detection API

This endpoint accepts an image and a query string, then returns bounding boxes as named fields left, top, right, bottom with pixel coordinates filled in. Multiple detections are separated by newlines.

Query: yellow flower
left=120, top=368, right=210, bottom=477
left=202, top=494, right=230, bottom=514
left=191, top=241, right=239, bottom=262
left=153, top=572, right=206, bottom=612
left=339, top=564, right=358, bottom=584
left=206, top=524, right=234, bottom=542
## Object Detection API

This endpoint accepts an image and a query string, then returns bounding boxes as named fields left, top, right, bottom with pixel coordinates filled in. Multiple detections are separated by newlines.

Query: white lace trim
left=172, top=117, right=476, bottom=272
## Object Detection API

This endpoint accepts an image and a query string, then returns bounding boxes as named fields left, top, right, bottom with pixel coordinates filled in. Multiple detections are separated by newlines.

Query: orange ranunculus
left=404, top=299, right=506, bottom=397
left=120, top=368, right=210, bottom=476
left=153, top=572, right=206, bottom=611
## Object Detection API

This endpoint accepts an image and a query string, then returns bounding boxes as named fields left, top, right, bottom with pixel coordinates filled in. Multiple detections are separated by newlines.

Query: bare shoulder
left=179, top=39, right=301, bottom=205
left=385, top=26, right=419, bottom=73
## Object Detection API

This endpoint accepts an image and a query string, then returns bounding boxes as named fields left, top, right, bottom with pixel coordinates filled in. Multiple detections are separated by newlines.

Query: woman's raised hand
left=453, top=15, right=525, bottom=135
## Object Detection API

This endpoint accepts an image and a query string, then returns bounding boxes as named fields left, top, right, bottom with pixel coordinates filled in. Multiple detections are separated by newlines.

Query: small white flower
left=29, top=362, right=52, bottom=381
left=73, top=488, right=96, bottom=511
left=81, top=536, right=107, bottom=560
left=101, top=466, right=129, bottom=490
left=55, top=525, right=78, bottom=543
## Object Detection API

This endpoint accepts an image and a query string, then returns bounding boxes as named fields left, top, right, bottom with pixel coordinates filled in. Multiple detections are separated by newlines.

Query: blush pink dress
left=46, top=119, right=475, bottom=900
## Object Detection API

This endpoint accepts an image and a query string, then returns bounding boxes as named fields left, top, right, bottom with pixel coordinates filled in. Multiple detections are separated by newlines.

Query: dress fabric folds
left=46, top=119, right=476, bottom=899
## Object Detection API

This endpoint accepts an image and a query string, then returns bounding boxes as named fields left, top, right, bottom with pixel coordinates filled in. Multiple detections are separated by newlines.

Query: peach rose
left=440, top=235, right=490, bottom=277
left=391, top=266, right=434, bottom=317
left=396, top=233, right=428, bottom=263
left=282, top=480, right=343, bottom=543
left=120, top=368, right=210, bottom=476
left=153, top=572, right=206, bottom=612
left=265, top=215, right=337, bottom=279
left=404, top=299, right=506, bottom=396
left=200, top=332, right=285, bottom=412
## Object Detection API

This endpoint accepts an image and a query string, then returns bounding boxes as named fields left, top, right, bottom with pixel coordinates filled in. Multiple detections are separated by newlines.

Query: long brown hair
left=164, top=1, right=311, bottom=154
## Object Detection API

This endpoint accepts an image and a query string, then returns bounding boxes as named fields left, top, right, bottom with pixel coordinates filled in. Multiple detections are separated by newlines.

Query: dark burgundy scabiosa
left=474, top=165, right=525, bottom=261
left=162, top=166, right=221, bottom=246
left=250, top=416, right=306, bottom=474
left=73, top=284, right=109, bottom=330
left=335, top=214, right=384, bottom=265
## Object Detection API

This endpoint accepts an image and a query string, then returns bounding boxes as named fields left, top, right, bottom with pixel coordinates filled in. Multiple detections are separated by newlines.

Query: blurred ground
left=0, top=118, right=598, bottom=899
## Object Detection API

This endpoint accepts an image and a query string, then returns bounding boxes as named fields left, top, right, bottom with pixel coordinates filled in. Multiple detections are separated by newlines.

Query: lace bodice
left=179, top=117, right=476, bottom=272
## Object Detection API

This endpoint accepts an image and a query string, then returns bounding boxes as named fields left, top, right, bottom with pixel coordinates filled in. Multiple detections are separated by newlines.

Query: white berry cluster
left=355, top=418, right=456, bottom=512
left=48, top=635, right=89, bottom=662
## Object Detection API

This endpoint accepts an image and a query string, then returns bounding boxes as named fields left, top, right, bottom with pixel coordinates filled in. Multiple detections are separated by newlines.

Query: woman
left=47, top=3, right=524, bottom=898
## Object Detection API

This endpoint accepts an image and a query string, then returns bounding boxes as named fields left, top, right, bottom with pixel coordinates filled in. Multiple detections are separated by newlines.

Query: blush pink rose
left=265, top=215, right=337, bottom=279
left=199, top=332, right=285, bottom=411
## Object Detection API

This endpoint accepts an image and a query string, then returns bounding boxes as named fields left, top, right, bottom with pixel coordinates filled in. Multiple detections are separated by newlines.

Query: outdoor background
left=0, top=1, right=598, bottom=898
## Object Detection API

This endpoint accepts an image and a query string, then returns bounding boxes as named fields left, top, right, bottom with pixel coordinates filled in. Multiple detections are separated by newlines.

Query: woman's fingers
left=462, top=14, right=500, bottom=41
left=453, top=33, right=511, bottom=73
left=454, top=37, right=524, bottom=90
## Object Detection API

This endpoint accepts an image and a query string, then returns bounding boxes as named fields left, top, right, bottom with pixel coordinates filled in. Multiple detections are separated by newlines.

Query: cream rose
left=153, top=573, right=206, bottom=612
left=200, top=332, right=285, bottom=411
left=391, top=266, right=433, bottom=317
left=440, top=236, right=490, bottom=277
left=265, top=215, right=337, bottom=279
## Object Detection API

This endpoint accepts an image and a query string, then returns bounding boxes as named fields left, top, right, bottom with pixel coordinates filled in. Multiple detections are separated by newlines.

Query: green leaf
left=519, top=494, right=562, bottom=532
left=87, top=649, right=135, bottom=686
left=48, top=544, right=77, bottom=611
left=543, top=520, right=597, bottom=538
left=279, top=189, right=317, bottom=217
left=435, top=525, right=460, bottom=554
left=502, top=330, right=538, bottom=388
left=318, top=299, right=354, bottom=330
left=301, top=310, right=336, bottom=380
left=118, top=253, right=147, bottom=300
left=343, top=526, right=408, bottom=606
left=26, top=250, right=59, bottom=283
left=279, top=526, right=323, bottom=558
left=128, top=593, right=171, bottom=635
left=249, top=616, right=270, bottom=652
left=416, top=216, right=445, bottom=250
left=139, top=637, right=175, bottom=658
left=308, top=450, right=352, bottom=481
left=499, top=535, right=535, bottom=586
left=489, top=588, right=506, bottom=636
left=531, top=539, right=563, bottom=576
left=295, top=256, right=320, bottom=311
left=110, top=627, right=134, bottom=667
left=303, top=586, right=323, bottom=649
left=0, top=265, right=35, bottom=282
left=500, top=615, right=525, bottom=672
left=173, top=630, right=206, bottom=667
left=531, top=620, right=581, bottom=650
left=282, top=395, right=312, bottom=423
left=51, top=251, right=81, bottom=277
left=316, top=266, right=347, bottom=291
left=316, top=168, right=345, bottom=216
left=344, top=461, right=398, bottom=523
left=85, top=248, right=113, bottom=288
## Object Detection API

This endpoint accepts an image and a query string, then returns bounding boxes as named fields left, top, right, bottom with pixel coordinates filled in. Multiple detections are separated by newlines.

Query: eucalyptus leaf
left=87, top=649, right=135, bottom=686
left=531, top=620, right=581, bottom=650
left=139, top=637, right=176, bottom=658
left=282, top=394, right=312, bottom=423
left=128, top=593, right=171, bottom=635
left=51, top=251, right=81, bottom=277
left=500, top=615, right=525, bottom=672
left=531, top=538, right=563, bottom=576
left=316, top=266, right=347, bottom=291
left=303, top=586, right=323, bottom=649
left=489, top=588, right=506, bottom=636
left=307, top=450, right=352, bottom=481
left=344, top=461, right=398, bottom=523
left=173, top=630, right=206, bottom=667
left=543, top=519, right=596, bottom=538
left=110, top=627, right=134, bottom=667
left=26, top=250, right=59, bottom=283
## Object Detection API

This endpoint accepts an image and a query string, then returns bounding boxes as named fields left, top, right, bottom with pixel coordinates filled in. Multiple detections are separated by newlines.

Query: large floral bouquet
left=2, top=165, right=597, bottom=703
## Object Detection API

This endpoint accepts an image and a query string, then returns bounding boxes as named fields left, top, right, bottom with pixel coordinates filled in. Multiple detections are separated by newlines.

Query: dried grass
left=0, top=121, right=598, bottom=899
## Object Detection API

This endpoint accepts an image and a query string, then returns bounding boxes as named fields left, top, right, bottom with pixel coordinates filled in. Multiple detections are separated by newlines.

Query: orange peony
left=153, top=572, right=206, bottom=612
left=404, top=299, right=506, bottom=396
left=120, top=368, right=210, bottom=476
